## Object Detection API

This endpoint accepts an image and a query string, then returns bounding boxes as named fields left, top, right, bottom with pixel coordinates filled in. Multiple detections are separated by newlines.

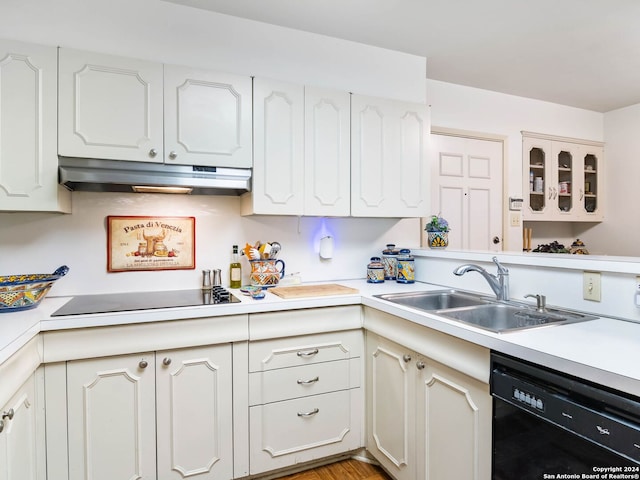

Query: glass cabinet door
left=555, top=146, right=574, bottom=216
left=581, top=147, right=602, bottom=218
left=526, top=144, right=547, bottom=215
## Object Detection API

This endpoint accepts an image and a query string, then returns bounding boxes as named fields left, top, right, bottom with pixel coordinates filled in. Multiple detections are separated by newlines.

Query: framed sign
left=107, top=216, right=195, bottom=272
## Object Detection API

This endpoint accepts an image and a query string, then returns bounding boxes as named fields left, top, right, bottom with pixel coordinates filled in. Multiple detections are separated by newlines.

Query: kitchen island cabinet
left=365, top=307, right=491, bottom=480
left=0, top=39, right=70, bottom=213
left=58, top=48, right=252, bottom=168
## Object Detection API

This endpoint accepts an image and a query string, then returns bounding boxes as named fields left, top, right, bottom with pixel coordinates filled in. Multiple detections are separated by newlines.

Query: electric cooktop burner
left=51, top=287, right=241, bottom=317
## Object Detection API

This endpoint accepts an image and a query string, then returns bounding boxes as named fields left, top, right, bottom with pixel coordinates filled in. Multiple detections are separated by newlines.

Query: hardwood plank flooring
left=274, top=459, right=392, bottom=480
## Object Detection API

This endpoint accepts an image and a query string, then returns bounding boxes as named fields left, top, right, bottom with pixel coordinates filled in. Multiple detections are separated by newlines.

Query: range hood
left=58, top=157, right=251, bottom=195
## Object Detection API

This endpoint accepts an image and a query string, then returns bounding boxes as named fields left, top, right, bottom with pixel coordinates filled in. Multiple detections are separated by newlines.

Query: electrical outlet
left=583, top=271, right=601, bottom=301
left=510, top=213, right=521, bottom=227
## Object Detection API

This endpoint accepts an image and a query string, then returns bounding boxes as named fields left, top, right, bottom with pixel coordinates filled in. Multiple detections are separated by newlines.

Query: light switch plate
left=583, top=271, right=601, bottom=301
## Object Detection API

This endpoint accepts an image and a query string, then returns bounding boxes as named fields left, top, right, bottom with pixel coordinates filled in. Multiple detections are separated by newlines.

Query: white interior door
left=430, top=134, right=503, bottom=251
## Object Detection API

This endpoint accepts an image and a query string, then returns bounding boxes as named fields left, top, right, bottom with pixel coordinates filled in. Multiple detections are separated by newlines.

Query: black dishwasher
left=491, top=352, right=640, bottom=480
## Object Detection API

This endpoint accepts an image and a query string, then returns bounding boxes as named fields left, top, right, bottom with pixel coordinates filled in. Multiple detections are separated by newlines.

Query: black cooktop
left=51, top=288, right=240, bottom=317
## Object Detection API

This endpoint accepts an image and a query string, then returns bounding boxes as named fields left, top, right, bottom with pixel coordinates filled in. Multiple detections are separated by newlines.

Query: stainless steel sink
left=374, top=290, right=493, bottom=311
left=374, top=289, right=598, bottom=333
left=439, top=303, right=598, bottom=333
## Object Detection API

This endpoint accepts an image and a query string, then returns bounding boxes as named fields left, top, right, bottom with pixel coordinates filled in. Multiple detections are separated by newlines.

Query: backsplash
left=0, top=192, right=420, bottom=296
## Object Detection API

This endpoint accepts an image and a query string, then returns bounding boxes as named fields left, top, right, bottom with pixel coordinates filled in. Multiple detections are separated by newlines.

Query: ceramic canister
left=396, top=249, right=415, bottom=284
left=382, top=244, right=399, bottom=280
left=367, top=257, right=385, bottom=283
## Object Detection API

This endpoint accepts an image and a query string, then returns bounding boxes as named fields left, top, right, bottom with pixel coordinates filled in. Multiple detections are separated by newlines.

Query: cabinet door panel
left=416, top=359, right=492, bottom=480
left=304, top=87, right=351, bottom=215
left=365, top=334, right=415, bottom=480
left=351, top=95, right=429, bottom=217
left=58, top=48, right=163, bottom=162
left=67, top=353, right=156, bottom=480
left=0, top=39, right=69, bottom=212
left=164, top=65, right=252, bottom=168
left=156, top=345, right=233, bottom=480
left=1, top=374, right=40, bottom=480
left=251, top=78, right=304, bottom=214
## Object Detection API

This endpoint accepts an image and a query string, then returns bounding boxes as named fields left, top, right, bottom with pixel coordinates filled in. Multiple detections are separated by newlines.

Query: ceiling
left=163, top=0, right=640, bottom=113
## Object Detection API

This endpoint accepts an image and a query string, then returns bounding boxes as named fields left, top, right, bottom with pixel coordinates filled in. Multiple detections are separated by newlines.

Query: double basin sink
left=374, top=290, right=598, bottom=333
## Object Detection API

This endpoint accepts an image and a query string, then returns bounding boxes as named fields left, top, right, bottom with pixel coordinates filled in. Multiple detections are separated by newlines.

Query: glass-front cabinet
left=523, top=132, right=604, bottom=222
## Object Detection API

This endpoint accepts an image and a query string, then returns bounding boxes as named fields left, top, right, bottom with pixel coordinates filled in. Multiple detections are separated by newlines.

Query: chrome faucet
left=453, top=256, right=510, bottom=301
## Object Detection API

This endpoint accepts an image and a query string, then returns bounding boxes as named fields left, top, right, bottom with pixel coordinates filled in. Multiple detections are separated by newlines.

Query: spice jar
left=367, top=257, right=385, bottom=283
left=396, top=249, right=415, bottom=284
left=382, top=244, right=399, bottom=280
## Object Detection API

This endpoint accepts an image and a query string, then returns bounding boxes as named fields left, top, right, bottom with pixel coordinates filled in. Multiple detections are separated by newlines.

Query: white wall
left=0, top=193, right=418, bottom=296
left=0, top=0, right=427, bottom=295
left=584, top=103, right=640, bottom=256
left=427, top=79, right=604, bottom=251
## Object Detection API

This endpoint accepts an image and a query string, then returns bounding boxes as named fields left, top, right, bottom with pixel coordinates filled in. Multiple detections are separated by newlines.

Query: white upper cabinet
left=58, top=48, right=164, bottom=163
left=0, top=39, right=70, bottom=212
left=522, top=132, right=604, bottom=222
left=304, top=87, right=351, bottom=216
left=243, top=78, right=304, bottom=215
left=59, top=49, right=252, bottom=168
left=351, top=95, right=430, bottom=217
left=163, top=65, right=252, bottom=168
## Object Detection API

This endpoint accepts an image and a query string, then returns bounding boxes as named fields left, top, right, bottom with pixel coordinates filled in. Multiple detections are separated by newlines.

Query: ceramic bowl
left=0, top=265, right=69, bottom=313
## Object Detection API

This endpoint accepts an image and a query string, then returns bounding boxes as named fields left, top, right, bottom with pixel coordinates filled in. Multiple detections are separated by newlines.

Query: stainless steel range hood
left=58, top=157, right=251, bottom=195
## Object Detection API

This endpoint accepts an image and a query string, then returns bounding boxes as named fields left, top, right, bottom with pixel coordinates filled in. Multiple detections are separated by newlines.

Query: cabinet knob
left=162, top=357, right=172, bottom=366
left=139, top=360, right=148, bottom=369
left=403, top=354, right=412, bottom=363
left=493, top=236, right=500, bottom=245
left=2, top=409, right=14, bottom=420
left=168, top=151, right=177, bottom=160
left=148, top=148, right=158, bottom=158
left=416, top=361, right=425, bottom=370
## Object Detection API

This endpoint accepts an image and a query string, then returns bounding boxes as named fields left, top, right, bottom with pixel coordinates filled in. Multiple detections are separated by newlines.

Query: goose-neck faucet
left=453, top=256, right=509, bottom=301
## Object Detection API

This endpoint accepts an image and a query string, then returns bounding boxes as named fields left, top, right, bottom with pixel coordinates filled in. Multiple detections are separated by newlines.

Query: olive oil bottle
left=229, top=245, right=242, bottom=288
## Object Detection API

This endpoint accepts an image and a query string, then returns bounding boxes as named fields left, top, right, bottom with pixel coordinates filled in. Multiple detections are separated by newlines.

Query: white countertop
left=2, top=279, right=639, bottom=397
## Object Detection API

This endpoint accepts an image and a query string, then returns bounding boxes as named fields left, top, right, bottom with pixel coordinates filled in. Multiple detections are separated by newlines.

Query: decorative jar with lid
left=396, top=249, right=415, bottom=284
left=367, top=257, right=385, bottom=283
left=382, top=244, right=399, bottom=280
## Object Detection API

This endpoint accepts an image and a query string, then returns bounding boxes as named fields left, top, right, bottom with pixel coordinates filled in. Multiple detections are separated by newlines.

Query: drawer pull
left=596, top=425, right=610, bottom=436
left=297, top=408, right=320, bottom=418
left=297, top=348, right=319, bottom=358
left=561, top=412, right=573, bottom=419
left=2, top=409, right=14, bottom=421
left=297, top=376, right=320, bottom=385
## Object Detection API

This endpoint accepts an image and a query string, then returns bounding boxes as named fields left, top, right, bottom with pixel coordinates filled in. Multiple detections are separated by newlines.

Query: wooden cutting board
left=269, top=283, right=359, bottom=299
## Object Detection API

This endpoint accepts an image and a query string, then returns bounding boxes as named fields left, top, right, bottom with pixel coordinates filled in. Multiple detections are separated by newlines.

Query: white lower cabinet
left=366, top=330, right=492, bottom=480
left=0, top=370, right=45, bottom=480
left=65, top=345, right=233, bottom=480
left=248, top=329, right=363, bottom=475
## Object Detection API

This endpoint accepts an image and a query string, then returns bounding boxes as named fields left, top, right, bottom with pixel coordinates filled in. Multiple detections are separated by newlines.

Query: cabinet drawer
left=249, top=358, right=360, bottom=406
left=249, top=388, right=362, bottom=474
left=249, top=330, right=362, bottom=372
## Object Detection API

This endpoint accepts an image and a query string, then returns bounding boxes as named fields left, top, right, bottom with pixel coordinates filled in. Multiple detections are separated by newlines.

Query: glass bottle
left=229, top=245, right=242, bottom=288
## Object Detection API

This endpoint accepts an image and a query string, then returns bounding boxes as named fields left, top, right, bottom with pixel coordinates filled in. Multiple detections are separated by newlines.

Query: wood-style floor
left=274, top=459, right=392, bottom=480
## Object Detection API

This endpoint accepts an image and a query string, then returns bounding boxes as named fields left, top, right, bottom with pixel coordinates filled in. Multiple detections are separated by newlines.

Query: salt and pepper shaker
left=202, top=269, right=212, bottom=290
left=212, top=268, right=222, bottom=287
